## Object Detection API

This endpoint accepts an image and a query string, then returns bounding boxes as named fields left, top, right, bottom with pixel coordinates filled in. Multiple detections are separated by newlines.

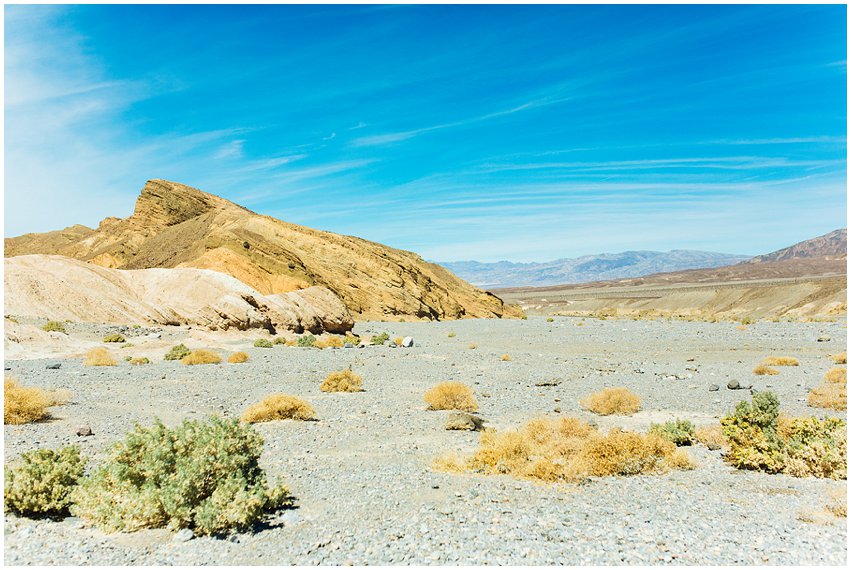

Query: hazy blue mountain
left=438, top=250, right=752, bottom=289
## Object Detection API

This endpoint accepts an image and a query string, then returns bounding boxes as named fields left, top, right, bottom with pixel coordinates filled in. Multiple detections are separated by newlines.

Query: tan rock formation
left=5, top=179, right=519, bottom=320
left=4, top=254, right=353, bottom=333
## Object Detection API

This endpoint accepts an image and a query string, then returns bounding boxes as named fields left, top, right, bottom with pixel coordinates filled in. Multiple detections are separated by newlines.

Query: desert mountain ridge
left=747, top=228, right=846, bottom=264
left=5, top=179, right=520, bottom=321
left=438, top=249, right=752, bottom=289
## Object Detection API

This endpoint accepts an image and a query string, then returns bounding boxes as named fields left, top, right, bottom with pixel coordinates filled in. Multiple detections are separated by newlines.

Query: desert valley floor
left=3, top=316, right=847, bottom=565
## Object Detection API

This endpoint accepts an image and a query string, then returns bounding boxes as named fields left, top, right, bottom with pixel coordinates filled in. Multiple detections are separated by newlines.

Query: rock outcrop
left=5, top=179, right=519, bottom=320
left=4, top=254, right=353, bottom=333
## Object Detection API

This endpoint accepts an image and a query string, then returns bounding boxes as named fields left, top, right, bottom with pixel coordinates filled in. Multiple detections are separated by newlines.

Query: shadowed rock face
left=5, top=179, right=519, bottom=321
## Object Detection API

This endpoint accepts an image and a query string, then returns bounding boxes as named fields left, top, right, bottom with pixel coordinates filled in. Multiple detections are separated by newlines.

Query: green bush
left=344, top=333, right=360, bottom=345
left=42, top=321, right=67, bottom=334
left=254, top=339, right=273, bottom=348
left=102, top=333, right=126, bottom=343
left=71, top=417, right=291, bottom=535
left=297, top=334, right=316, bottom=348
left=721, top=391, right=846, bottom=478
left=546, top=317, right=554, bottom=323
left=649, top=419, right=696, bottom=446
left=371, top=332, right=389, bottom=346
left=272, top=337, right=287, bottom=345
left=164, top=344, right=191, bottom=361
left=5, top=447, right=86, bottom=517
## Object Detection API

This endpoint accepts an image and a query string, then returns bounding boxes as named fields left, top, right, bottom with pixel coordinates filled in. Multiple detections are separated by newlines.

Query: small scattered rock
left=817, top=336, right=831, bottom=342
left=75, top=425, right=94, bottom=437
left=172, top=528, right=194, bottom=543
left=343, top=343, right=354, bottom=349
left=445, top=412, right=485, bottom=431
left=402, top=336, right=414, bottom=348
left=709, top=384, right=720, bottom=392
left=535, top=378, right=562, bottom=387
left=727, top=380, right=740, bottom=390
left=46, top=363, right=61, bottom=370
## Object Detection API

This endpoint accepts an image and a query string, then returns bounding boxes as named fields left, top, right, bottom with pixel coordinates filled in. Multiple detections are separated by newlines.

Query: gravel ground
left=4, top=316, right=847, bottom=565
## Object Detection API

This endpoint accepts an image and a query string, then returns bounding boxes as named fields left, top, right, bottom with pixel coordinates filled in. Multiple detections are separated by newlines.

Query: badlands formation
left=5, top=179, right=518, bottom=321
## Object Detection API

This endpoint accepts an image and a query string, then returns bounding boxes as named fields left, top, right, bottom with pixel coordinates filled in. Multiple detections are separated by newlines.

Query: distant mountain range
left=748, top=228, right=846, bottom=264
left=438, top=250, right=752, bottom=289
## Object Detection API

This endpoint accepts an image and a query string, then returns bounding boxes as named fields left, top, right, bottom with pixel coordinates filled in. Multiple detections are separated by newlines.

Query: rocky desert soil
left=3, top=316, right=848, bottom=565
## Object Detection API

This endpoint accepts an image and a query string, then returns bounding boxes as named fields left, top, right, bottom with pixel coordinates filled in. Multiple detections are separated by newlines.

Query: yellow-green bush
left=164, top=344, right=191, bottom=361
left=370, top=332, right=389, bottom=345
left=580, top=387, right=641, bottom=416
left=721, top=391, right=846, bottom=479
left=84, top=347, right=116, bottom=367
left=254, top=338, right=273, bottom=348
left=228, top=351, right=249, bottom=364
left=70, top=418, right=291, bottom=535
left=297, top=334, right=317, bottom=348
left=128, top=357, right=150, bottom=366
left=4, top=377, right=70, bottom=425
left=320, top=370, right=363, bottom=392
left=242, top=394, right=315, bottom=423
left=181, top=349, right=222, bottom=365
left=314, top=336, right=344, bottom=349
left=5, top=446, right=85, bottom=516
left=424, top=382, right=478, bottom=412
left=42, top=320, right=67, bottom=333
left=437, top=416, right=693, bottom=483
left=102, top=333, right=126, bottom=343
left=649, top=419, right=696, bottom=446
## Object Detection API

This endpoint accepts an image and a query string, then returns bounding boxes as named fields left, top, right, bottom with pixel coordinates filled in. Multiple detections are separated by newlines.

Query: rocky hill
left=439, top=250, right=751, bottom=289
left=5, top=180, right=517, bottom=321
left=5, top=255, right=353, bottom=333
left=748, top=228, right=846, bottom=263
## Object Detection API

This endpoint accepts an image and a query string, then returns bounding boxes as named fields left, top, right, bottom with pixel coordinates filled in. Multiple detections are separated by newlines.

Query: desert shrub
left=761, top=356, right=799, bottom=367
left=546, top=317, right=554, bottom=323
left=102, top=333, right=126, bottom=343
left=649, top=419, right=696, bottom=446
left=695, top=424, right=728, bottom=451
left=4, top=446, right=86, bottom=516
left=297, top=334, right=317, bottom=348
left=70, top=418, right=291, bottom=535
left=272, top=337, right=287, bottom=345
left=424, top=382, right=478, bottom=412
left=468, top=343, right=477, bottom=350
left=808, top=382, right=846, bottom=411
left=740, top=315, right=756, bottom=325
left=314, top=336, right=344, bottom=349
left=344, top=333, right=360, bottom=345
left=181, top=349, right=222, bottom=365
left=129, top=357, right=150, bottom=366
left=228, top=351, right=249, bottom=364
left=831, top=352, right=847, bottom=365
left=84, top=347, right=116, bottom=367
left=4, top=377, right=69, bottom=424
left=124, top=355, right=132, bottom=362
left=393, top=337, right=404, bottom=346
left=501, top=354, right=511, bottom=362
left=444, top=416, right=693, bottom=483
left=447, top=332, right=456, bottom=338
left=242, top=394, right=316, bottom=423
left=285, top=339, right=297, bottom=347
left=721, top=391, right=846, bottom=478
left=753, top=364, right=779, bottom=376
left=121, top=343, right=134, bottom=349
left=320, top=370, right=363, bottom=392
left=6, top=315, right=19, bottom=324
left=254, top=339, right=273, bottom=348
left=42, top=320, right=67, bottom=333
left=370, top=332, right=389, bottom=345
left=164, top=344, right=191, bottom=361
left=825, top=366, right=847, bottom=384
left=580, top=387, right=641, bottom=416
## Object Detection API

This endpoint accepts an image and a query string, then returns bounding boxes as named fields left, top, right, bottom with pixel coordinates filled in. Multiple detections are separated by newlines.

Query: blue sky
left=4, top=4, right=847, bottom=261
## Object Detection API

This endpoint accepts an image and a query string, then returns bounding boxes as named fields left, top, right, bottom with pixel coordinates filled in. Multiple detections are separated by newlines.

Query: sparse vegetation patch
left=580, top=387, right=641, bottom=416
left=5, top=446, right=86, bottom=517
left=102, top=333, right=126, bottom=343
left=753, top=364, right=779, bottom=376
left=42, top=320, right=67, bottom=334
left=242, top=394, right=316, bottom=423
left=254, top=339, right=273, bottom=348
left=4, top=377, right=69, bottom=425
left=649, top=419, right=696, bottom=446
left=70, top=418, right=291, bottom=535
left=320, top=370, right=363, bottom=392
left=181, top=349, right=222, bottom=365
left=297, top=334, right=317, bottom=348
left=228, top=351, right=249, bottom=363
left=761, top=356, right=799, bottom=367
left=424, top=382, right=478, bottom=412
left=84, top=347, right=116, bottom=367
left=371, top=332, right=389, bottom=345
left=722, top=391, right=846, bottom=478
left=164, top=344, right=191, bottom=361
left=437, top=416, right=693, bottom=483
